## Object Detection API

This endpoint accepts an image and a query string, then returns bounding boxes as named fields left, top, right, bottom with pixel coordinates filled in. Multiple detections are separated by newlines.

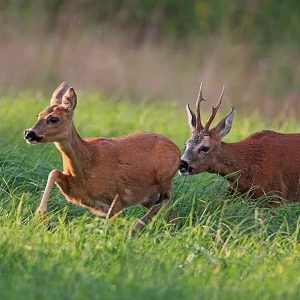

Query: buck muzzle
left=179, top=159, right=195, bottom=175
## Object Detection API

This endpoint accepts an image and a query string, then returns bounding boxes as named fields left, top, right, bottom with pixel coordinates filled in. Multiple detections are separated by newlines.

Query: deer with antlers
left=24, top=82, right=181, bottom=228
left=179, top=83, right=300, bottom=203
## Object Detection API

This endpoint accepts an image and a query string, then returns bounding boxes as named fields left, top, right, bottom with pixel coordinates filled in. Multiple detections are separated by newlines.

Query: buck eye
left=47, top=116, right=59, bottom=124
left=199, top=145, right=209, bottom=153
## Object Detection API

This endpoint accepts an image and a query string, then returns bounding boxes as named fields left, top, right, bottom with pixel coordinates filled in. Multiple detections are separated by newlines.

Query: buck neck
left=209, top=140, right=254, bottom=178
left=54, top=122, right=89, bottom=180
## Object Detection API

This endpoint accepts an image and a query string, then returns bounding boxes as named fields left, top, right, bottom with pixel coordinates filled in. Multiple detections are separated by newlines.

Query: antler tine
left=195, top=82, right=206, bottom=130
left=204, top=86, right=225, bottom=132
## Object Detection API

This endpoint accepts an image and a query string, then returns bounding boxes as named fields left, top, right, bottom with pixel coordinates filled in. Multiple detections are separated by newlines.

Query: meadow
left=1, top=92, right=300, bottom=299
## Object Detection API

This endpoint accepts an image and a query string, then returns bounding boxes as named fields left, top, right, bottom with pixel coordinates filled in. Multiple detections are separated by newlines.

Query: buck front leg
left=36, top=169, right=64, bottom=215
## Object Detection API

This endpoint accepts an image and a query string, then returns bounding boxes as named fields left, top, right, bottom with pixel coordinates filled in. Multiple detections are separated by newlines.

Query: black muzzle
left=24, top=129, right=42, bottom=143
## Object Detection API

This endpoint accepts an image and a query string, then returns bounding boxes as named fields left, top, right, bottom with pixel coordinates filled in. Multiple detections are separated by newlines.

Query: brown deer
left=179, top=82, right=300, bottom=203
left=24, top=82, right=180, bottom=228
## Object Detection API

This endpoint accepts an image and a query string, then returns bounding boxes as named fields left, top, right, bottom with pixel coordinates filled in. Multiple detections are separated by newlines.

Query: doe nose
left=179, top=160, right=189, bottom=172
left=24, top=129, right=36, bottom=140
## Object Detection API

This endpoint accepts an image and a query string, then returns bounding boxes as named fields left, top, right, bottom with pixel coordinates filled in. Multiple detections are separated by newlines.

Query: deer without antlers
left=180, top=82, right=300, bottom=203
left=24, top=82, right=181, bottom=228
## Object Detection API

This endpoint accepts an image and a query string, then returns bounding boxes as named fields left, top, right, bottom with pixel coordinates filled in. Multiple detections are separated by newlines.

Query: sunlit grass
left=1, top=93, right=300, bottom=299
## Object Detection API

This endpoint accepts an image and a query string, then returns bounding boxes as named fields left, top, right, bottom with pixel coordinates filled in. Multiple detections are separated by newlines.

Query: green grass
left=1, top=92, right=300, bottom=299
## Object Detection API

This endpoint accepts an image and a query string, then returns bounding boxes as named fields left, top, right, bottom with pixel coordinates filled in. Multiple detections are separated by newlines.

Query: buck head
left=24, top=82, right=77, bottom=144
left=179, top=83, right=234, bottom=175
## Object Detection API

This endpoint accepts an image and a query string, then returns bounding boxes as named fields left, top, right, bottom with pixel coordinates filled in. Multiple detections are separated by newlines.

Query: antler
left=204, top=86, right=225, bottom=132
left=195, top=82, right=206, bottom=130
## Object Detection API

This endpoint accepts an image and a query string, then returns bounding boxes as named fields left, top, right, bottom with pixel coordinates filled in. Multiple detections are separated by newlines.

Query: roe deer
left=24, top=82, right=180, bottom=228
left=179, top=82, right=300, bottom=203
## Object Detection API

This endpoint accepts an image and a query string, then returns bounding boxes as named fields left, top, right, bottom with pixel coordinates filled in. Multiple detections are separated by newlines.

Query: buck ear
left=62, top=87, right=77, bottom=112
left=50, top=82, right=69, bottom=106
left=186, top=103, right=196, bottom=132
left=213, top=108, right=235, bottom=140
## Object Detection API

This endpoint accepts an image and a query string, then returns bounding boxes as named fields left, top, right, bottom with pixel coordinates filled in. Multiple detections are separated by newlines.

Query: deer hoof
left=35, top=209, right=47, bottom=220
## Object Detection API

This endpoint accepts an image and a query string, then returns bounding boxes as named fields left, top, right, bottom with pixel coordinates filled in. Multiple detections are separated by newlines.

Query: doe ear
left=50, top=82, right=69, bottom=106
left=212, top=108, right=235, bottom=140
left=186, top=103, right=196, bottom=132
left=62, top=87, right=77, bottom=112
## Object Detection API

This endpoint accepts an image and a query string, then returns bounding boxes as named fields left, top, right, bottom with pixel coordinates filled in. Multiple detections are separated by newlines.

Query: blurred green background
left=0, top=0, right=299, bottom=116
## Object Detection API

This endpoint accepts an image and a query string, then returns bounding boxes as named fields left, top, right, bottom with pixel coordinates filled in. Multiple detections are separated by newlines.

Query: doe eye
left=48, top=116, right=59, bottom=124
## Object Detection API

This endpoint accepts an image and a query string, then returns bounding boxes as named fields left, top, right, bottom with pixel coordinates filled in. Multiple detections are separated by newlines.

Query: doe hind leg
left=133, top=192, right=171, bottom=231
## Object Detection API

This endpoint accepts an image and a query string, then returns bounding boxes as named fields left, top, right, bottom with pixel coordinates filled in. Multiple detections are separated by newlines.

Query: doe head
left=179, top=82, right=234, bottom=175
left=24, top=82, right=77, bottom=144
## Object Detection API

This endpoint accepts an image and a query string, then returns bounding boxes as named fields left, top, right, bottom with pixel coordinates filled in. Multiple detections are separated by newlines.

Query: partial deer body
left=180, top=83, right=300, bottom=203
left=24, top=83, right=180, bottom=227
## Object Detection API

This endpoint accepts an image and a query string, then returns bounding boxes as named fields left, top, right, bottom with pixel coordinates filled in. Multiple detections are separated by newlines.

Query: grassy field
left=1, top=92, right=300, bottom=299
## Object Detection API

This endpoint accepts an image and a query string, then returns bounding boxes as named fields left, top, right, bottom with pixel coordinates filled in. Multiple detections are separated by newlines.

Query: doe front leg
left=36, top=169, right=64, bottom=216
